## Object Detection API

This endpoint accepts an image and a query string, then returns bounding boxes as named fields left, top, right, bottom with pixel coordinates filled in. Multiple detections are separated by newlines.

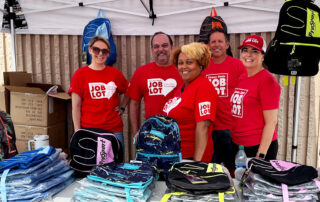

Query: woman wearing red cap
left=230, top=35, right=281, bottom=161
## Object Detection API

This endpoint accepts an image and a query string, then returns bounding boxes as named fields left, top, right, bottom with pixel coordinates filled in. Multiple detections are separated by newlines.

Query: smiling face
left=240, top=46, right=264, bottom=70
left=177, top=52, right=201, bottom=86
left=89, top=40, right=109, bottom=66
left=152, top=34, right=172, bottom=67
left=208, top=31, right=229, bottom=60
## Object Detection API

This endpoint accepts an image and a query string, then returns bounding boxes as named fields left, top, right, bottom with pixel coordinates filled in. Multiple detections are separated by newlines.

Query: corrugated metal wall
left=1, top=32, right=319, bottom=166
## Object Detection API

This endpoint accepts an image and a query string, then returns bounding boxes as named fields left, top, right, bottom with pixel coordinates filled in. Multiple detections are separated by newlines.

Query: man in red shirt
left=126, top=32, right=183, bottom=137
left=202, top=28, right=246, bottom=172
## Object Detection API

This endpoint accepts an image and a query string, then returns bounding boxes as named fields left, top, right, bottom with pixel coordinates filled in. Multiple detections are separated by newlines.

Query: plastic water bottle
left=235, top=145, right=247, bottom=180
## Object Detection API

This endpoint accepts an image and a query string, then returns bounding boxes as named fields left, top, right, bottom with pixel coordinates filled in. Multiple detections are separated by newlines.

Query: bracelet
left=257, top=153, right=266, bottom=159
left=120, top=107, right=125, bottom=112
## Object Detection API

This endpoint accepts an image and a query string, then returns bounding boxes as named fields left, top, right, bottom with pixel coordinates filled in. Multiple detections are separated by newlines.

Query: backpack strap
left=0, top=117, right=16, bottom=154
left=160, top=192, right=186, bottom=202
left=210, top=7, right=218, bottom=17
left=0, top=168, right=10, bottom=202
left=97, top=9, right=105, bottom=18
left=281, top=183, right=290, bottom=202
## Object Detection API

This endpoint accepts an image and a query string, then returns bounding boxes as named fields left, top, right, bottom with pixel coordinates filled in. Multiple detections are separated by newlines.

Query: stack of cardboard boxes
left=0, top=72, right=70, bottom=152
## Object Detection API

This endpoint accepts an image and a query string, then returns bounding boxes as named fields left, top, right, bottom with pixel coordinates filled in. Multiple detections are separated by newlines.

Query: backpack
left=0, top=111, right=18, bottom=160
left=247, top=158, right=318, bottom=185
left=82, top=10, right=117, bottom=66
left=86, top=162, right=156, bottom=202
left=166, top=162, right=231, bottom=195
left=264, top=0, right=320, bottom=76
left=198, top=7, right=233, bottom=57
left=69, top=129, right=123, bottom=173
left=135, top=115, right=181, bottom=179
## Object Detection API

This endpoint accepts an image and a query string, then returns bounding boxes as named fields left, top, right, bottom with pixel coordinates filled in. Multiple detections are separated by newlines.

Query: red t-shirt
left=126, top=62, right=183, bottom=118
left=163, top=76, right=217, bottom=162
left=230, top=69, right=281, bottom=146
left=202, top=56, right=247, bottom=130
left=68, top=65, right=129, bottom=132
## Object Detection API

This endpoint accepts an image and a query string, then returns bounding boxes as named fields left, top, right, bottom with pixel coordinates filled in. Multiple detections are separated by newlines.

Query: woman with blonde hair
left=163, top=42, right=218, bottom=162
left=69, top=35, right=129, bottom=154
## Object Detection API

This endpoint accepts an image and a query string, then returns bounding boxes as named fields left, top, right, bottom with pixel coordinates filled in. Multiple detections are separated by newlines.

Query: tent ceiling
left=0, top=0, right=319, bottom=35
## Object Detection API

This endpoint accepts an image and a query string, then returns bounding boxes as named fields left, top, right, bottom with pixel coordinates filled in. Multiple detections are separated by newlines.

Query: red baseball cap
left=238, top=35, right=266, bottom=53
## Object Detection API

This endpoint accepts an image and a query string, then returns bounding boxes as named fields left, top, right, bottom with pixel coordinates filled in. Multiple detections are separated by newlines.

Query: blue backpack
left=136, top=115, right=182, bottom=179
left=82, top=10, right=117, bottom=66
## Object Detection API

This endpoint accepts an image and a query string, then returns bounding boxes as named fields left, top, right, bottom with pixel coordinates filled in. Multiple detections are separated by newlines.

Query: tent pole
left=292, top=76, right=301, bottom=162
left=9, top=1, right=16, bottom=71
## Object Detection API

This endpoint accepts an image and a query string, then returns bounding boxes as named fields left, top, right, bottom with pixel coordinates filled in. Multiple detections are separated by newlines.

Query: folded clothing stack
left=242, top=158, right=319, bottom=202
left=0, top=146, right=74, bottom=202
left=162, top=162, right=238, bottom=202
left=73, top=162, right=157, bottom=202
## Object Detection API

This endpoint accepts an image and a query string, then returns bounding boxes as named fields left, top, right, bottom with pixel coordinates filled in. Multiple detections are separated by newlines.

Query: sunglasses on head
left=92, top=47, right=109, bottom=55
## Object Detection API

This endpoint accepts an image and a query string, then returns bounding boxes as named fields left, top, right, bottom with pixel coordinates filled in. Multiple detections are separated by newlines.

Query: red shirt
left=202, top=56, right=247, bottom=130
left=230, top=69, right=281, bottom=146
left=163, top=76, right=218, bottom=162
left=126, top=62, right=183, bottom=118
left=68, top=65, right=129, bottom=132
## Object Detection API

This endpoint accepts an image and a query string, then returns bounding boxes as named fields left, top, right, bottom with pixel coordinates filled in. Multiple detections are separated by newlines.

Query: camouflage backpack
left=0, top=111, right=18, bottom=160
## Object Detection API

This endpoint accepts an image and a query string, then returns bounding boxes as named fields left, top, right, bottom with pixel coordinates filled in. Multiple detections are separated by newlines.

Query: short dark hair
left=208, top=28, right=230, bottom=43
left=151, top=32, right=173, bottom=48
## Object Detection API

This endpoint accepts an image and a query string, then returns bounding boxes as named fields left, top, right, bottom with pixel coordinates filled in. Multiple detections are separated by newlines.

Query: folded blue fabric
left=0, top=146, right=55, bottom=172
left=6, top=169, right=74, bottom=200
left=6, top=149, right=60, bottom=177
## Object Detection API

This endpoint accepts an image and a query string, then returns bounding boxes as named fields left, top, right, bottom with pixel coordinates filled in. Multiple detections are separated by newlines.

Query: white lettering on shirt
left=89, top=82, right=117, bottom=99
left=206, top=73, right=228, bottom=97
left=148, top=78, right=177, bottom=96
left=163, top=97, right=181, bottom=115
left=230, top=88, right=248, bottom=118
left=199, top=102, right=211, bottom=117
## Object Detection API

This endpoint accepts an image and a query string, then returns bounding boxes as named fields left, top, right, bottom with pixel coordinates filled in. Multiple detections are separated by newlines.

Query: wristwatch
left=257, top=153, right=265, bottom=159
left=120, top=107, right=125, bottom=112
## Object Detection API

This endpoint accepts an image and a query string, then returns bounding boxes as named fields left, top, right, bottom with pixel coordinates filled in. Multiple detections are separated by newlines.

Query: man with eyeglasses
left=126, top=32, right=183, bottom=138
left=201, top=28, right=246, bottom=176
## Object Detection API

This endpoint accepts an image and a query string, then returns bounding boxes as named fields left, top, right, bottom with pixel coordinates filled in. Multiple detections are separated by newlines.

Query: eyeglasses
left=91, top=47, right=109, bottom=55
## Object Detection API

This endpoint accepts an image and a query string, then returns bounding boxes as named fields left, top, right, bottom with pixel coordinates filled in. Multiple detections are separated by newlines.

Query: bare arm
left=194, top=119, right=211, bottom=161
left=115, top=95, right=130, bottom=115
left=257, top=109, right=278, bottom=156
left=71, top=92, right=82, bottom=132
left=129, top=99, right=140, bottom=137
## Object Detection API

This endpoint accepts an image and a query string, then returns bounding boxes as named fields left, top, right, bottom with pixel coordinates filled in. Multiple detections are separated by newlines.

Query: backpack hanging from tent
left=82, top=10, right=117, bottom=66
left=0, top=111, right=18, bottom=160
left=135, top=115, right=182, bottom=179
left=166, top=162, right=231, bottom=195
left=198, top=7, right=233, bottom=57
left=264, top=0, right=320, bottom=76
left=69, top=128, right=123, bottom=173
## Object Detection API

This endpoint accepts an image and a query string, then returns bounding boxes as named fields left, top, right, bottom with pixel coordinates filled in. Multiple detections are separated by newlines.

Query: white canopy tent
left=0, top=0, right=320, bottom=163
left=0, top=0, right=287, bottom=36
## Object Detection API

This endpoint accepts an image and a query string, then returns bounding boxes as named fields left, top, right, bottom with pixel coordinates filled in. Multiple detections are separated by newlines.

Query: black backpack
left=70, top=128, right=123, bottom=173
left=264, top=0, right=320, bottom=76
left=166, top=162, right=231, bottom=195
left=0, top=111, right=18, bottom=160
left=198, top=7, right=233, bottom=57
left=247, top=158, right=318, bottom=186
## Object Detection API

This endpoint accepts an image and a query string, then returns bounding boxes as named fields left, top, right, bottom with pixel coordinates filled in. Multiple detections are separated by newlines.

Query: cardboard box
left=1, top=72, right=32, bottom=113
left=6, top=78, right=70, bottom=126
left=15, top=122, right=66, bottom=153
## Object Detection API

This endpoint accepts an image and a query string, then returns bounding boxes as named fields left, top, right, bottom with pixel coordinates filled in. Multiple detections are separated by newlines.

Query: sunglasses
left=91, top=47, right=109, bottom=55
